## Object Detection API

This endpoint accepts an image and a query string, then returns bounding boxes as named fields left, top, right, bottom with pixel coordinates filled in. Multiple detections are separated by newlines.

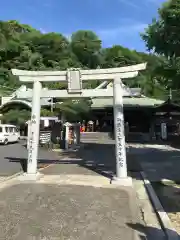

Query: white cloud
left=118, top=0, right=164, bottom=10
left=145, top=0, right=165, bottom=6
left=39, top=28, right=47, bottom=34
left=65, top=34, right=71, bottom=41
left=97, top=23, right=148, bottom=39
left=36, top=0, right=53, bottom=7
left=96, top=22, right=148, bottom=49
left=118, top=0, right=142, bottom=10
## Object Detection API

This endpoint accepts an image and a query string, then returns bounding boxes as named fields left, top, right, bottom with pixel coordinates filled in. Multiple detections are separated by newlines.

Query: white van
left=0, top=124, right=20, bottom=145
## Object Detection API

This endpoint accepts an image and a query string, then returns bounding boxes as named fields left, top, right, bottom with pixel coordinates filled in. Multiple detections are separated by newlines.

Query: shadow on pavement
left=7, top=142, right=119, bottom=179
left=127, top=222, right=179, bottom=239
left=6, top=141, right=180, bottom=218
left=6, top=141, right=180, bottom=181
left=6, top=157, right=61, bottom=173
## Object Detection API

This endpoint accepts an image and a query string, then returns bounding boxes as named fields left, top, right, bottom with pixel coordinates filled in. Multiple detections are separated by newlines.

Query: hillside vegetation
left=0, top=20, right=170, bottom=100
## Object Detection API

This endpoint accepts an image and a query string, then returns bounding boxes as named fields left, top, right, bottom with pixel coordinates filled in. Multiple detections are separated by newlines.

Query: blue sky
left=1, top=0, right=165, bottom=52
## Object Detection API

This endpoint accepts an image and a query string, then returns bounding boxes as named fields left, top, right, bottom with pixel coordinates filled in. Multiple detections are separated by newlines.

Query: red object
left=80, top=126, right=85, bottom=132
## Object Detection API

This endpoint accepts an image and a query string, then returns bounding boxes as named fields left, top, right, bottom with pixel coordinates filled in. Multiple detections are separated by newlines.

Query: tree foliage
left=1, top=109, right=31, bottom=125
left=142, top=0, right=180, bottom=100
left=0, top=18, right=173, bottom=116
left=71, top=30, right=101, bottom=68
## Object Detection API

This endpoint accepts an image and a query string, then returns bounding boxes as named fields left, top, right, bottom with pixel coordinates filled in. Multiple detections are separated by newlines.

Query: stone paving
left=0, top=140, right=174, bottom=239
left=0, top=141, right=152, bottom=240
left=0, top=182, right=145, bottom=240
left=42, top=143, right=116, bottom=178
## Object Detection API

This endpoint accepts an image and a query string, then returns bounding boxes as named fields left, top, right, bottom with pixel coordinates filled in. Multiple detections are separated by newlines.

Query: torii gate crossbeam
left=12, top=63, right=146, bottom=184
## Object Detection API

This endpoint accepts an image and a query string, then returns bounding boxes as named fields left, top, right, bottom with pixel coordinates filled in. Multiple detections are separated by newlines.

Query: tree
left=71, top=30, right=102, bottom=68
left=1, top=109, right=31, bottom=125
left=141, top=0, right=180, bottom=97
left=142, top=0, right=180, bottom=57
left=40, top=108, right=55, bottom=117
left=55, top=99, right=92, bottom=122
left=101, top=45, right=142, bottom=68
left=0, top=19, right=169, bottom=106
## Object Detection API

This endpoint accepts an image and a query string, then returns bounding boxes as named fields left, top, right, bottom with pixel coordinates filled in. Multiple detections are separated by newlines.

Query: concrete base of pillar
left=17, top=172, right=43, bottom=181
left=110, top=176, right=132, bottom=186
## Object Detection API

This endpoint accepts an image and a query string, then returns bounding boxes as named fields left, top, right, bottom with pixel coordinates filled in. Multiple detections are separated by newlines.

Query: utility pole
left=169, top=88, right=172, bottom=100
left=168, top=79, right=172, bottom=100
left=50, top=98, right=54, bottom=112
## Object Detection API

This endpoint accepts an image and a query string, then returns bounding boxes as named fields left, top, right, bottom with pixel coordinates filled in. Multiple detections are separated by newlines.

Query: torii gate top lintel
left=12, top=63, right=146, bottom=95
left=11, top=62, right=146, bottom=79
left=11, top=62, right=147, bottom=97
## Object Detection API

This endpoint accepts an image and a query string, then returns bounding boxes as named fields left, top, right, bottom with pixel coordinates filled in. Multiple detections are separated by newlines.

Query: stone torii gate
left=12, top=63, right=146, bottom=184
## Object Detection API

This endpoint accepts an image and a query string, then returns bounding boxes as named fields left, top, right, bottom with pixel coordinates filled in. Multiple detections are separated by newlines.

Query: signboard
left=161, top=122, right=167, bottom=140
left=116, top=116, right=125, bottom=168
left=44, top=119, right=49, bottom=127
left=65, top=124, right=80, bottom=150
left=28, top=131, right=34, bottom=163
left=28, top=114, right=37, bottom=164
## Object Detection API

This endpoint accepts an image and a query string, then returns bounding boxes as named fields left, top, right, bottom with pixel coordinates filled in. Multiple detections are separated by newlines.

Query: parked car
left=0, top=124, right=20, bottom=145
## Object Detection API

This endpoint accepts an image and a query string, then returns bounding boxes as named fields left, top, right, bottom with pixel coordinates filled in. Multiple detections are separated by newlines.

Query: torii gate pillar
left=27, top=80, right=42, bottom=175
left=12, top=63, right=146, bottom=184
left=113, top=77, right=127, bottom=179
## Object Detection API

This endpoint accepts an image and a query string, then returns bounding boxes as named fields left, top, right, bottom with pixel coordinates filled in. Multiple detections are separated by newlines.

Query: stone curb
left=0, top=163, right=53, bottom=184
left=39, top=164, right=53, bottom=171
left=0, top=171, right=23, bottom=183
left=141, top=171, right=179, bottom=240
left=132, top=174, right=163, bottom=237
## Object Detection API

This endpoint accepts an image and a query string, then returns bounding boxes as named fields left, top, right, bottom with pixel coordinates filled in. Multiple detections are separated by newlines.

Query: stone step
left=80, top=132, right=113, bottom=140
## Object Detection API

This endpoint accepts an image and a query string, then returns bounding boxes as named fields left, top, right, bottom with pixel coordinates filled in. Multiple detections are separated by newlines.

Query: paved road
left=42, top=142, right=117, bottom=177
left=128, top=143, right=180, bottom=182
left=0, top=141, right=58, bottom=177
left=0, top=139, right=167, bottom=239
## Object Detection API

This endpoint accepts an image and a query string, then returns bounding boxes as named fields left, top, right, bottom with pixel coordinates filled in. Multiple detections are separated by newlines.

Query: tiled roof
left=91, top=97, right=164, bottom=109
